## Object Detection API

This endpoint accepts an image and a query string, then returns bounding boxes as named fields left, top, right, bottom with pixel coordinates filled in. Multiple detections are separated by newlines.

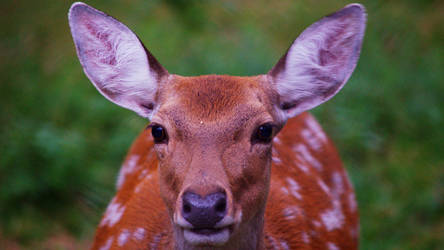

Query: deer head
left=69, top=2, right=365, bottom=248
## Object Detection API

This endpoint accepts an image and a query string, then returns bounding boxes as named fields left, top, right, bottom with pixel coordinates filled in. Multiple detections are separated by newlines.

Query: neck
left=171, top=211, right=265, bottom=250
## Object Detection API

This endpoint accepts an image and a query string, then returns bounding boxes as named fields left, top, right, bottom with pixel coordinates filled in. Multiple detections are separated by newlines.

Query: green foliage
left=0, top=0, right=442, bottom=248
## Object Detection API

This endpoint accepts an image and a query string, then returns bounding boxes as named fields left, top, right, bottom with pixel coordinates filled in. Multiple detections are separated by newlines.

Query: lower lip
left=191, top=228, right=224, bottom=235
left=183, top=227, right=230, bottom=246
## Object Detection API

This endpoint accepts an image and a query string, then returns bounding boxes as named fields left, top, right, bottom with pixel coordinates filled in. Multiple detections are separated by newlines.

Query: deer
left=68, top=2, right=366, bottom=249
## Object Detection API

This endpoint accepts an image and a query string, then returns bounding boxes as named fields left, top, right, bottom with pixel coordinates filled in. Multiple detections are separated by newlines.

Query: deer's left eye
left=151, top=125, right=168, bottom=143
left=252, top=123, right=274, bottom=144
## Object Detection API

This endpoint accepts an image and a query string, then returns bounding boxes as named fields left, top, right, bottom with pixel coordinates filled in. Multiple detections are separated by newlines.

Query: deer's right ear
left=68, top=2, right=168, bottom=119
left=268, top=4, right=366, bottom=120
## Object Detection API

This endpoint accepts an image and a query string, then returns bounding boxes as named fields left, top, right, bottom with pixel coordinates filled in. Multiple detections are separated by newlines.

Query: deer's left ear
left=68, top=2, right=168, bottom=119
left=268, top=4, right=366, bottom=119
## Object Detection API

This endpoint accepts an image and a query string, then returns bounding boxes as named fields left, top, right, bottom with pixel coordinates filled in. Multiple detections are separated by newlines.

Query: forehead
left=158, top=75, right=269, bottom=122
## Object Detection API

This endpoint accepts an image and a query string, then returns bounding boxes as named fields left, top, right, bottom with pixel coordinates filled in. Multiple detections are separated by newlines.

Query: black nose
left=182, top=191, right=227, bottom=229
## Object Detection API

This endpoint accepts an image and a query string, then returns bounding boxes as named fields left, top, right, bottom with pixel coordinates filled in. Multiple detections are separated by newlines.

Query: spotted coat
left=92, top=112, right=358, bottom=249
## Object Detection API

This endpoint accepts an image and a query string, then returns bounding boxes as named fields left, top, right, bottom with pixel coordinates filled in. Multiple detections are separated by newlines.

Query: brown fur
left=91, top=76, right=358, bottom=249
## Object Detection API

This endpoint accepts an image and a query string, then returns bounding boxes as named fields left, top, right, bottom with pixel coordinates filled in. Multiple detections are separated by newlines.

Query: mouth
left=175, top=214, right=236, bottom=246
left=175, top=210, right=241, bottom=246
left=183, top=226, right=232, bottom=246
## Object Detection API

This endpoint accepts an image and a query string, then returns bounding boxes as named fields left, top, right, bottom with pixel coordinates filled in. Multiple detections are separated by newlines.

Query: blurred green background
left=0, top=0, right=443, bottom=249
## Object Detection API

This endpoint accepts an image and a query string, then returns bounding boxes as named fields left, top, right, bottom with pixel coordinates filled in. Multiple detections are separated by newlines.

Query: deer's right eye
left=251, top=123, right=274, bottom=144
left=151, top=125, right=168, bottom=143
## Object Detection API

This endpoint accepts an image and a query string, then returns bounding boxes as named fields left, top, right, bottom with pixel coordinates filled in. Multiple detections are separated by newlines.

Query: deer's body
left=68, top=2, right=365, bottom=249
left=93, top=109, right=358, bottom=249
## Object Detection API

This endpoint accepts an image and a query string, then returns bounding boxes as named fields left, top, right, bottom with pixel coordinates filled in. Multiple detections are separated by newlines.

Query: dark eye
left=252, top=123, right=274, bottom=144
left=151, top=125, right=168, bottom=143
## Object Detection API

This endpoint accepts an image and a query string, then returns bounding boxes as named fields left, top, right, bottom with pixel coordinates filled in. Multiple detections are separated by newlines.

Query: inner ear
left=68, top=2, right=168, bottom=119
left=268, top=4, right=366, bottom=119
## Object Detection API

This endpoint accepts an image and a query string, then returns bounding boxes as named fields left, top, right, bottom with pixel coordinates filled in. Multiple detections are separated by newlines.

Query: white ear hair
left=269, top=4, right=366, bottom=119
left=68, top=2, right=168, bottom=119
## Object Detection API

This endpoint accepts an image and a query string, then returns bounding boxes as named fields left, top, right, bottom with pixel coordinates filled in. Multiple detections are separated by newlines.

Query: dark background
left=0, top=0, right=443, bottom=249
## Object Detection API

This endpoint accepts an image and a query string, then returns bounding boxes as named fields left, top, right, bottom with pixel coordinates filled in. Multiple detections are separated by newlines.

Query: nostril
left=215, top=198, right=226, bottom=214
left=183, top=202, right=191, bottom=214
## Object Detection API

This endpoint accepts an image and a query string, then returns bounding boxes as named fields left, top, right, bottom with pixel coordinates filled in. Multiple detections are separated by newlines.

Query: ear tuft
left=68, top=2, right=168, bottom=119
left=269, top=4, right=366, bottom=119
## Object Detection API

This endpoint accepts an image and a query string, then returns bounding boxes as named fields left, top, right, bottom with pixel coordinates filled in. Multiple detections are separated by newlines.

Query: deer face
left=151, top=75, right=280, bottom=246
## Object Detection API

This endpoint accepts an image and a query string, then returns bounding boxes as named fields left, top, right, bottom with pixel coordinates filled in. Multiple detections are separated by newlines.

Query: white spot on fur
left=133, top=227, right=146, bottom=241
left=301, top=128, right=323, bottom=151
left=135, top=172, right=153, bottom=194
left=327, top=242, right=339, bottom=250
left=305, top=115, right=328, bottom=143
left=282, top=206, right=301, bottom=220
left=313, top=220, right=322, bottom=228
left=293, top=144, right=322, bottom=171
left=348, top=191, right=357, bottom=212
left=100, top=197, right=126, bottom=227
left=321, top=200, right=344, bottom=231
left=331, top=172, right=344, bottom=197
left=295, top=154, right=311, bottom=173
left=280, top=186, right=289, bottom=195
left=286, top=177, right=302, bottom=199
left=266, top=235, right=279, bottom=249
left=273, top=137, right=282, bottom=145
left=272, top=147, right=282, bottom=164
left=280, top=240, right=290, bottom=250
left=298, top=162, right=310, bottom=173
left=99, top=236, right=113, bottom=250
left=150, top=233, right=163, bottom=249
left=317, top=178, right=331, bottom=195
left=272, top=147, right=278, bottom=155
left=139, top=169, right=148, bottom=179
left=272, top=156, right=282, bottom=164
left=117, top=155, right=140, bottom=189
left=118, top=229, right=130, bottom=246
left=134, top=184, right=142, bottom=193
left=301, top=231, right=310, bottom=244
